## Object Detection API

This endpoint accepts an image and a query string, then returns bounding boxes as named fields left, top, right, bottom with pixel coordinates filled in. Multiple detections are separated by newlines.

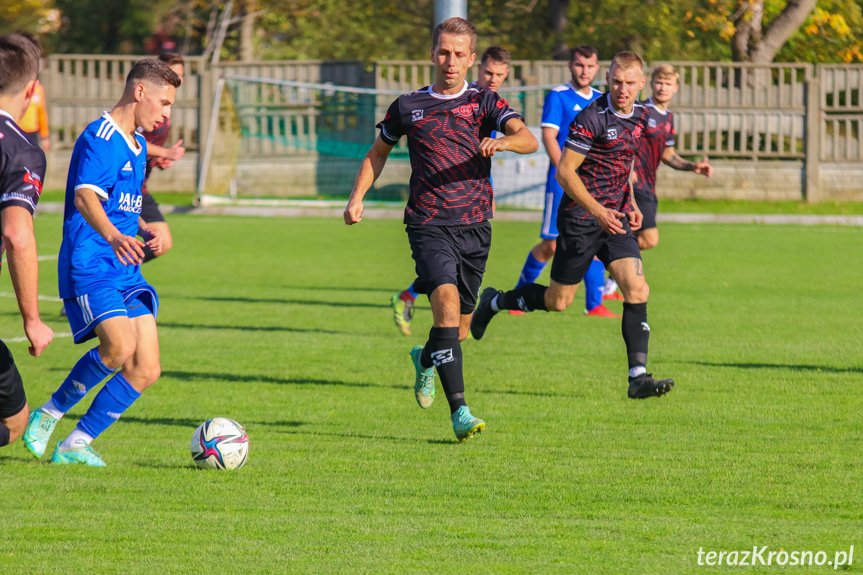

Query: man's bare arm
left=344, top=135, right=395, bottom=225
left=541, top=126, right=562, bottom=168
left=479, top=119, right=539, bottom=158
left=661, top=147, right=712, bottom=177
left=75, top=187, right=146, bottom=265
left=556, top=148, right=626, bottom=235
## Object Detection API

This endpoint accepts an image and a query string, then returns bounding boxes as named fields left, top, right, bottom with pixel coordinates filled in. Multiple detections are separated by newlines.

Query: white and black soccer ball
left=191, top=417, right=249, bottom=470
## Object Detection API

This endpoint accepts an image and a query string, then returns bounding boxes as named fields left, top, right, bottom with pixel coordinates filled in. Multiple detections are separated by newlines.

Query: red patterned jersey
left=632, top=99, right=675, bottom=196
left=561, top=95, right=649, bottom=221
left=377, top=82, right=522, bottom=226
left=0, top=110, right=45, bottom=274
left=141, top=118, right=171, bottom=195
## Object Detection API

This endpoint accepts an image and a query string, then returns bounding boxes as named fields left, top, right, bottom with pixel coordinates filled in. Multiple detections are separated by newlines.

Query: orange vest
left=18, top=82, right=49, bottom=138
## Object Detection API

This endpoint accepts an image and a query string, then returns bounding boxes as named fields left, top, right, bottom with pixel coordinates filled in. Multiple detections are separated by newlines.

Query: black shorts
left=406, top=221, right=491, bottom=315
left=0, top=340, right=25, bottom=418
left=140, top=193, right=165, bottom=224
left=550, top=217, right=641, bottom=285
left=634, top=187, right=658, bottom=231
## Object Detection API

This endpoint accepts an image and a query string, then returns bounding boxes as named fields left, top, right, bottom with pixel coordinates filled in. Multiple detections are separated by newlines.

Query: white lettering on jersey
left=118, top=192, right=143, bottom=214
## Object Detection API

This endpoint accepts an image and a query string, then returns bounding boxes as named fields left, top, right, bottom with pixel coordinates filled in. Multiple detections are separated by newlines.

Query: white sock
left=629, top=366, right=647, bottom=379
left=60, top=429, right=93, bottom=450
left=40, top=399, right=64, bottom=420
left=490, top=294, right=501, bottom=312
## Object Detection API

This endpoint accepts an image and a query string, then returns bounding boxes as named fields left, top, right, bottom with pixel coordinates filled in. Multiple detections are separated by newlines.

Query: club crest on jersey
left=118, top=192, right=143, bottom=214
left=411, top=109, right=424, bottom=122
left=453, top=103, right=480, bottom=118
left=607, top=128, right=618, bottom=140
left=648, top=118, right=657, bottom=128
left=633, top=125, right=643, bottom=139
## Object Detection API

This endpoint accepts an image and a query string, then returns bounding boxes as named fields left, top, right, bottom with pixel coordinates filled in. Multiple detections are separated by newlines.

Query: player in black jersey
left=471, top=52, right=674, bottom=400
left=344, top=18, right=537, bottom=441
left=632, top=64, right=712, bottom=251
left=0, top=33, right=55, bottom=449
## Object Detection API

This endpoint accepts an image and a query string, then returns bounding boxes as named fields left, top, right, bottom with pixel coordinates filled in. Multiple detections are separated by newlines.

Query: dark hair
left=0, top=33, right=41, bottom=95
left=610, top=51, right=645, bottom=74
left=481, top=46, right=511, bottom=67
left=126, top=58, right=182, bottom=90
left=158, top=52, right=184, bottom=67
left=570, top=45, right=598, bottom=63
left=432, top=17, right=477, bottom=54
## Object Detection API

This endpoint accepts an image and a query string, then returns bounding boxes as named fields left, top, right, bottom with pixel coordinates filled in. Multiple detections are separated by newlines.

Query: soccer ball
left=191, top=417, right=249, bottom=470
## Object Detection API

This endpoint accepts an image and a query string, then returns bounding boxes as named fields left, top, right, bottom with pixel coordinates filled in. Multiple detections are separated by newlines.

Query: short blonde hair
left=610, top=51, right=644, bottom=75
left=651, top=64, right=679, bottom=83
left=432, top=17, right=477, bottom=54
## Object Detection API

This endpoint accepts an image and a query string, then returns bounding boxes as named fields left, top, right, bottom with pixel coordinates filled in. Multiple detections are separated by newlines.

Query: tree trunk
left=550, top=0, right=570, bottom=60
left=732, top=0, right=817, bottom=63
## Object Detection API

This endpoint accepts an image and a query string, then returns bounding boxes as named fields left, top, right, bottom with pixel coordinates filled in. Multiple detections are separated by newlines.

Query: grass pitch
left=0, top=213, right=860, bottom=574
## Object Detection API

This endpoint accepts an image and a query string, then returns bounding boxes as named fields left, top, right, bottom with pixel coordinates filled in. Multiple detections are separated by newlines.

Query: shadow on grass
left=276, top=428, right=459, bottom=446
left=277, top=285, right=403, bottom=295
left=685, top=360, right=863, bottom=374
left=158, top=322, right=349, bottom=336
left=161, top=370, right=403, bottom=391
left=60, top=412, right=306, bottom=430
left=163, top=294, right=390, bottom=309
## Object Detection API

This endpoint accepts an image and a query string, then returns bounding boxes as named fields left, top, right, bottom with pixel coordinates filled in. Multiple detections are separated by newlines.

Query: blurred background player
left=139, top=52, right=186, bottom=263
left=390, top=45, right=511, bottom=336
left=632, top=64, right=712, bottom=251
left=18, top=78, right=50, bottom=153
left=471, top=52, right=674, bottom=400
left=22, top=59, right=178, bottom=466
left=346, top=20, right=537, bottom=441
left=511, top=45, right=618, bottom=318
left=0, top=32, right=55, bottom=450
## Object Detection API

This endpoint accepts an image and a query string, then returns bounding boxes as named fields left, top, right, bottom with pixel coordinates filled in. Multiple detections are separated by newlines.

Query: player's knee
left=143, top=363, right=161, bottom=386
left=641, top=236, right=658, bottom=250
left=101, top=339, right=137, bottom=369
left=458, top=326, right=469, bottom=342
left=160, top=233, right=173, bottom=254
left=538, top=241, right=556, bottom=260
left=628, top=281, right=649, bottom=303
left=545, top=291, right=572, bottom=312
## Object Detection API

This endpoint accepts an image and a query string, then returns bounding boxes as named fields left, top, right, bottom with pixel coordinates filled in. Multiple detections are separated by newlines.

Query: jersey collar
left=101, top=111, right=144, bottom=156
left=428, top=81, right=468, bottom=100
left=568, top=82, right=596, bottom=99
left=646, top=97, right=669, bottom=115
left=606, top=94, right=636, bottom=119
left=0, top=109, right=14, bottom=122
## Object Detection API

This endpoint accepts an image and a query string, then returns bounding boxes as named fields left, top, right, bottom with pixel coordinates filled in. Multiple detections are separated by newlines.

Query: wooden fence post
left=805, top=76, right=821, bottom=203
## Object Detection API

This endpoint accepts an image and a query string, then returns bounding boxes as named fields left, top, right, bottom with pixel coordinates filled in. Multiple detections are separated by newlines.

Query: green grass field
left=1, top=213, right=861, bottom=574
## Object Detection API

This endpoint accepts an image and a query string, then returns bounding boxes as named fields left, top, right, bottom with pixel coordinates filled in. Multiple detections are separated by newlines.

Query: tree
left=731, top=0, right=818, bottom=63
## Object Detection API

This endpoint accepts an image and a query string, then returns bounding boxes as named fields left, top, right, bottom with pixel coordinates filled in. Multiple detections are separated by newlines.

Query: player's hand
left=24, top=318, right=53, bottom=357
left=140, top=226, right=163, bottom=256
left=164, top=140, right=186, bottom=161
left=694, top=156, right=712, bottom=178
left=628, top=207, right=643, bottom=232
left=594, top=206, right=626, bottom=235
left=344, top=199, right=363, bottom=225
left=154, top=157, right=173, bottom=170
left=479, top=137, right=507, bottom=158
left=110, top=234, right=146, bottom=265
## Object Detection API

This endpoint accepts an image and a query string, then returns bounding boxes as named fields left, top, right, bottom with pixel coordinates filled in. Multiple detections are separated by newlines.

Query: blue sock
left=51, top=348, right=115, bottom=413
left=406, top=282, right=419, bottom=299
left=76, top=372, right=141, bottom=439
left=515, top=252, right=547, bottom=289
left=584, top=259, right=605, bottom=311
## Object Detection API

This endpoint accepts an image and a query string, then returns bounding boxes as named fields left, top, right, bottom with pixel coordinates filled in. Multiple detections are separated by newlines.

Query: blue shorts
left=541, top=176, right=564, bottom=240
left=64, top=285, right=159, bottom=344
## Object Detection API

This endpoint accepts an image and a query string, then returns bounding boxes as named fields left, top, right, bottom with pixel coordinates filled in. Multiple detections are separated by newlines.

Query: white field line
left=3, top=331, right=72, bottom=343
left=37, top=254, right=58, bottom=261
left=0, top=291, right=61, bottom=302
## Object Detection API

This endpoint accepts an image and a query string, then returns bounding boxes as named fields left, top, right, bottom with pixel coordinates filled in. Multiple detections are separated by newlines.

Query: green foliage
left=0, top=214, right=860, bottom=572
left=0, top=0, right=55, bottom=36
left=52, top=0, right=157, bottom=54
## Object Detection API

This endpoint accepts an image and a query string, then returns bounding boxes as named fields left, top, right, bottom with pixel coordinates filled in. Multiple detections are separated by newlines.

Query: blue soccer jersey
left=539, top=83, right=603, bottom=238
left=58, top=112, right=149, bottom=298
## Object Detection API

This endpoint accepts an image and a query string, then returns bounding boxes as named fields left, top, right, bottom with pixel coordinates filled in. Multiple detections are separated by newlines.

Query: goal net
left=197, top=75, right=553, bottom=209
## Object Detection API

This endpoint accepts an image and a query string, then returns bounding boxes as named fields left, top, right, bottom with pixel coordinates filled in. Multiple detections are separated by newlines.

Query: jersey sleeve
left=0, top=144, right=46, bottom=215
left=376, top=98, right=404, bottom=145
left=564, top=107, right=601, bottom=155
left=540, top=91, right=563, bottom=131
left=72, top=134, right=116, bottom=200
left=666, top=112, right=676, bottom=147
left=483, top=92, right=523, bottom=136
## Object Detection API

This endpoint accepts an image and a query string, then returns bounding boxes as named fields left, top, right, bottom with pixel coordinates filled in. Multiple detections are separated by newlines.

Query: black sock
left=622, top=302, right=649, bottom=372
left=0, top=421, right=10, bottom=447
left=500, top=283, right=548, bottom=312
left=142, top=246, right=157, bottom=263
left=421, top=326, right=466, bottom=413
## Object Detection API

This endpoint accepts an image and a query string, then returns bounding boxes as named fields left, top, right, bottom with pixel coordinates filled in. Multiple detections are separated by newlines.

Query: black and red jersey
left=377, top=81, right=522, bottom=226
left=141, top=118, right=171, bottom=195
left=561, top=94, right=649, bottom=221
left=632, top=99, right=675, bottom=196
left=0, top=110, right=45, bottom=274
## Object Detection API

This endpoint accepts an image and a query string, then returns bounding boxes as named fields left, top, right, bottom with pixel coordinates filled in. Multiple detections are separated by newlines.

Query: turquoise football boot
left=451, top=406, right=485, bottom=442
left=410, top=345, right=436, bottom=409
left=50, top=441, right=107, bottom=467
left=22, top=408, right=60, bottom=458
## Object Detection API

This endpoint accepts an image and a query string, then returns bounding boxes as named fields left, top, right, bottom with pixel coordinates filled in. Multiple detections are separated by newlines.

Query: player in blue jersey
left=632, top=64, right=712, bottom=251
left=511, top=45, right=619, bottom=318
left=471, top=52, right=674, bottom=400
left=390, top=45, right=512, bottom=336
left=22, top=59, right=181, bottom=466
left=0, top=33, right=54, bottom=450
left=346, top=19, right=537, bottom=441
